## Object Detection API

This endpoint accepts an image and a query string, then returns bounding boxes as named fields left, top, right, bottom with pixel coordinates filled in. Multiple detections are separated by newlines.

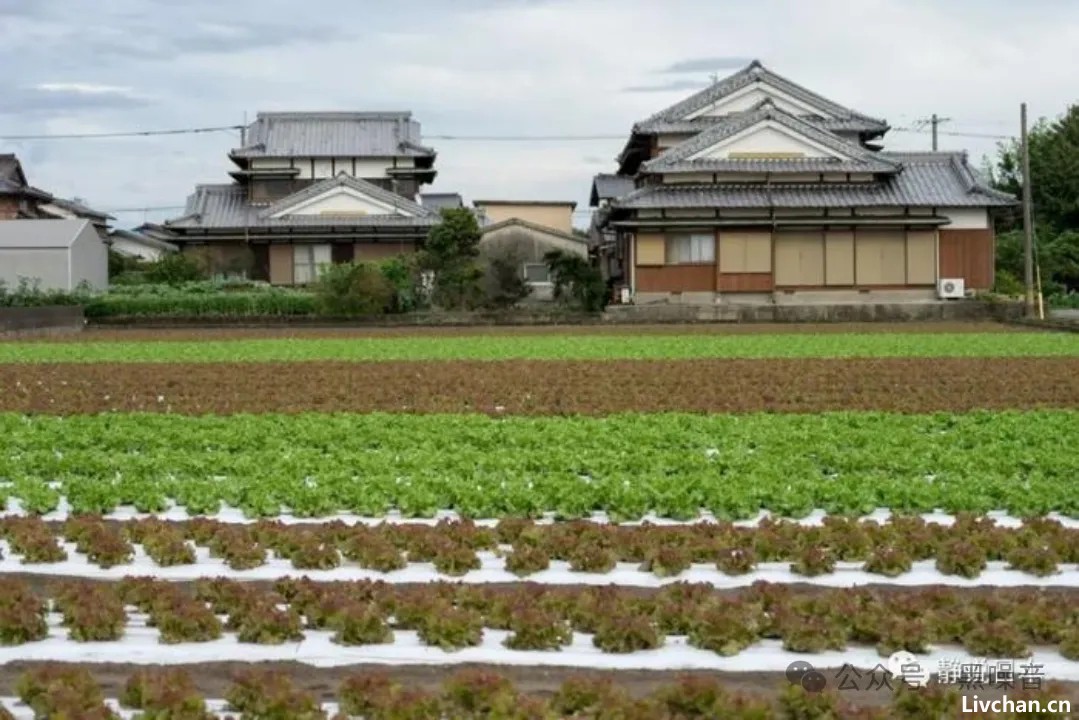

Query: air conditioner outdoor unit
left=938, top=278, right=965, bottom=299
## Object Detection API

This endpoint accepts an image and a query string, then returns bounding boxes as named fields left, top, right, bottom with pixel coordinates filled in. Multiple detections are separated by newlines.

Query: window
left=293, top=244, right=332, bottom=284
left=523, top=263, right=550, bottom=283
left=665, top=233, right=715, bottom=264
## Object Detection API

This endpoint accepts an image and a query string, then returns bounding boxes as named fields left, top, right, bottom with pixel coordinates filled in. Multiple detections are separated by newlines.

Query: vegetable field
left=0, top=322, right=1077, bottom=718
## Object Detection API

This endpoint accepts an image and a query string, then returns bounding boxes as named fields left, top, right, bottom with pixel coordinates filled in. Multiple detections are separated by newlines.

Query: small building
left=475, top=200, right=588, bottom=299
left=593, top=60, right=1017, bottom=305
left=109, top=227, right=179, bottom=261
left=1, top=155, right=113, bottom=241
left=0, top=219, right=108, bottom=291
left=162, top=111, right=441, bottom=283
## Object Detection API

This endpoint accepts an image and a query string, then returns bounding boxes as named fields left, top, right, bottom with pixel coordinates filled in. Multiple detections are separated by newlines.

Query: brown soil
left=3, top=357, right=1078, bottom=415
left=0, top=661, right=1075, bottom=710
left=13, top=320, right=1027, bottom=343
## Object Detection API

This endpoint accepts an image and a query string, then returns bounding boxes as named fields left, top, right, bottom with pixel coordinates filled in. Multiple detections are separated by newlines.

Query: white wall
left=273, top=187, right=410, bottom=217
left=275, top=157, right=408, bottom=180
left=69, top=223, right=108, bottom=290
left=691, top=122, right=841, bottom=159
left=939, top=208, right=989, bottom=229
left=688, top=83, right=833, bottom=119
left=0, top=248, right=69, bottom=291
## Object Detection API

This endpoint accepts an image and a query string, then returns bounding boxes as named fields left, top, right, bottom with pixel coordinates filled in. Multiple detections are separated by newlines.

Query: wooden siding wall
left=939, top=229, right=993, bottom=290
left=354, top=242, right=416, bottom=261
left=772, top=228, right=937, bottom=289
left=636, top=264, right=715, bottom=292
left=268, top=245, right=293, bottom=285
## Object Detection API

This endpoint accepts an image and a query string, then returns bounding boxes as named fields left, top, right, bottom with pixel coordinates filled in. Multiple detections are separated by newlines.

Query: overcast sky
left=1, top=0, right=1076, bottom=230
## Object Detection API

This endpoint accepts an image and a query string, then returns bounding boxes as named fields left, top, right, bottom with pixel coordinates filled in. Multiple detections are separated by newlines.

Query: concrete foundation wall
left=0, top=305, right=85, bottom=338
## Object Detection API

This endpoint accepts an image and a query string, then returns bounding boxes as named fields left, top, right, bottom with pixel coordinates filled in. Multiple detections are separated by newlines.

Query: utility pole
left=930, top=113, right=951, bottom=151
left=1021, top=102, right=1036, bottom=315
left=240, top=111, right=247, bottom=146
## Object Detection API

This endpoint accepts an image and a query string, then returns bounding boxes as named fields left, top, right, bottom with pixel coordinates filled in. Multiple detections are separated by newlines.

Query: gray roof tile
left=166, top=179, right=438, bottom=231
left=637, top=60, right=888, bottom=134
left=258, top=174, right=433, bottom=219
left=642, top=102, right=899, bottom=175
left=231, top=112, right=435, bottom=159
left=615, top=153, right=1016, bottom=210
left=590, top=174, right=636, bottom=205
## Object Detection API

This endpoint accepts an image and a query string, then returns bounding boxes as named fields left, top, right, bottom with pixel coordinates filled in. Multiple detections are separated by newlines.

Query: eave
left=611, top=215, right=950, bottom=229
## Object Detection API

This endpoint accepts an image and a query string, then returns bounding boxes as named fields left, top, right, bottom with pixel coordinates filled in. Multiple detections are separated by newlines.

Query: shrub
left=417, top=603, right=483, bottom=651
left=544, top=249, right=608, bottom=312
left=313, top=261, right=395, bottom=316
left=863, top=545, right=914, bottom=577
left=482, top=249, right=533, bottom=309
left=330, top=602, right=393, bottom=646
left=504, top=605, right=572, bottom=651
left=144, top=253, right=204, bottom=284
left=592, top=611, right=663, bottom=653
left=688, top=599, right=761, bottom=656
left=505, top=543, right=551, bottom=576
left=935, top=539, right=987, bottom=578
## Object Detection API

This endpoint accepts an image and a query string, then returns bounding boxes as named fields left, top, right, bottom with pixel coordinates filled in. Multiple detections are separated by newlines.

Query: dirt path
left=3, top=357, right=1078, bottom=414
left=10, top=320, right=1028, bottom=343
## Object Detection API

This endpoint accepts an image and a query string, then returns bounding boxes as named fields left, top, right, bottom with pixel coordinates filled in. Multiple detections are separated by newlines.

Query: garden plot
left=2, top=325, right=1078, bottom=716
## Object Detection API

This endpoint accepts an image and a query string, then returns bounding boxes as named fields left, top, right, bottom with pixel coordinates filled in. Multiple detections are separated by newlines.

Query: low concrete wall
left=0, top=306, right=86, bottom=338
left=88, top=300, right=1022, bottom=329
left=603, top=299, right=1024, bottom=324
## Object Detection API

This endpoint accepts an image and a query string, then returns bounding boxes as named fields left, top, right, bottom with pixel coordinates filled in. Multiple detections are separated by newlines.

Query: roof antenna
left=240, top=111, right=247, bottom=146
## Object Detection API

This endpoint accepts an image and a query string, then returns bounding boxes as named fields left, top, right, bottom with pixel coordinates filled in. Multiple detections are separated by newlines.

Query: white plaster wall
left=939, top=208, right=989, bottom=229
left=277, top=188, right=407, bottom=217
left=692, top=123, right=839, bottom=159
left=69, top=223, right=108, bottom=290
left=0, top=248, right=69, bottom=290
left=689, top=84, right=833, bottom=119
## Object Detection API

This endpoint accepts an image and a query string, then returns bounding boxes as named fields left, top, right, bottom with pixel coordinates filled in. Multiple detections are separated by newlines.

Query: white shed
left=0, top=219, right=108, bottom=291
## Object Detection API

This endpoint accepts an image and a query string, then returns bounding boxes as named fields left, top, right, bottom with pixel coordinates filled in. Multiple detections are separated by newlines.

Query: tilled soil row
left=23, top=320, right=1027, bottom=343
left=2, top=357, right=1078, bottom=414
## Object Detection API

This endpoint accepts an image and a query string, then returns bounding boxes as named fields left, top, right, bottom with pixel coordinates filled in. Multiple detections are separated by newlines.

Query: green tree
left=420, top=208, right=484, bottom=309
left=482, top=249, right=533, bottom=309
left=313, top=261, right=395, bottom=316
left=989, top=104, right=1079, bottom=298
left=543, top=249, right=608, bottom=312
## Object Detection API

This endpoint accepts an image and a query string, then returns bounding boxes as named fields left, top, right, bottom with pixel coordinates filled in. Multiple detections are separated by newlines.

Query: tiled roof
left=230, top=112, right=435, bottom=159
left=636, top=60, right=888, bottom=134
left=258, top=174, right=433, bottom=219
left=166, top=181, right=438, bottom=231
left=590, top=174, right=636, bottom=205
left=614, top=153, right=1016, bottom=210
left=641, top=102, right=900, bottom=175
left=110, top=228, right=179, bottom=253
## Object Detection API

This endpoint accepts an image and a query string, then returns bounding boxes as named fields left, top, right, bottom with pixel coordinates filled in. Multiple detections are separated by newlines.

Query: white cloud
left=36, top=83, right=136, bottom=95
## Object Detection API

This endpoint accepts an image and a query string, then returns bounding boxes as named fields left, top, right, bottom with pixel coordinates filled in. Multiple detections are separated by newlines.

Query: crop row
left=4, top=330, right=1077, bottom=363
left=3, top=515, right=1077, bottom=579
left=3, top=411, right=1078, bottom=518
left=14, top=664, right=1074, bottom=720
left=5, top=577, right=1079, bottom=659
left=7, top=358, right=1079, bottom=417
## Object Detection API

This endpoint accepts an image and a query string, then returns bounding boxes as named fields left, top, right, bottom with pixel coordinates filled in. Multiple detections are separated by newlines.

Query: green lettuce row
left=1, top=411, right=1077, bottom=519
left=3, top=331, right=1079, bottom=363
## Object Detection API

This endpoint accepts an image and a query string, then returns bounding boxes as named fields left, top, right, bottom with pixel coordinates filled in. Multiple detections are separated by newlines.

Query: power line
left=427, top=134, right=624, bottom=141
left=891, top=126, right=1011, bottom=140
left=0, top=125, right=243, bottom=141
left=104, top=205, right=186, bottom=213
